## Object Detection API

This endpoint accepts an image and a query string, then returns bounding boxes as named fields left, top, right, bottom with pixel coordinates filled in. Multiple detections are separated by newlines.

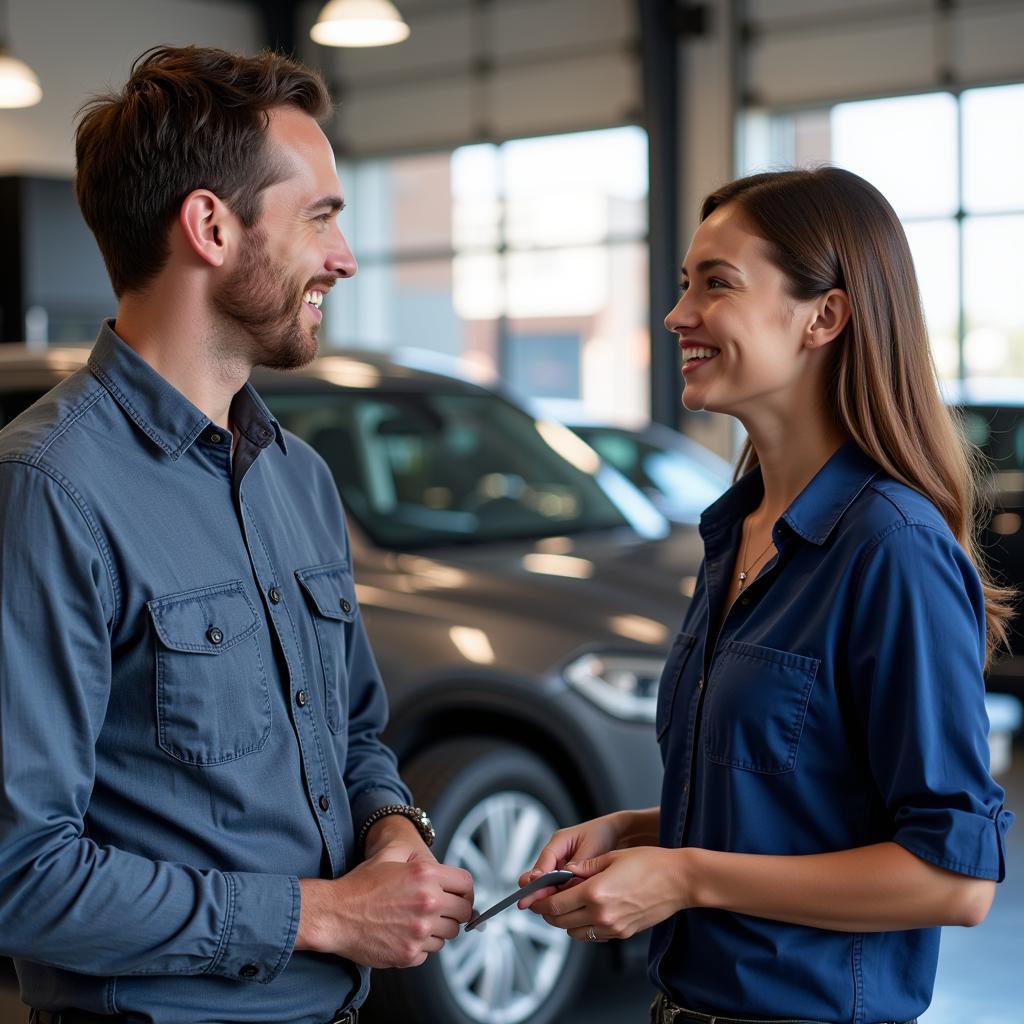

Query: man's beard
left=213, top=226, right=318, bottom=370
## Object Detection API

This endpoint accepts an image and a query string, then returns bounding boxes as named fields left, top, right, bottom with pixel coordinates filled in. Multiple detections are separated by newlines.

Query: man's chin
left=256, top=327, right=319, bottom=371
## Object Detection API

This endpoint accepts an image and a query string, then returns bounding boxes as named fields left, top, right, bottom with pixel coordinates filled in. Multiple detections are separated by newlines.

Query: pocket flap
left=295, top=561, right=357, bottom=621
left=147, top=581, right=261, bottom=655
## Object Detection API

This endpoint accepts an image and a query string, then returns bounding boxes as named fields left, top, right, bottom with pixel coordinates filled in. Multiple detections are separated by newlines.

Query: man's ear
left=178, top=189, right=236, bottom=268
left=806, top=288, right=851, bottom=349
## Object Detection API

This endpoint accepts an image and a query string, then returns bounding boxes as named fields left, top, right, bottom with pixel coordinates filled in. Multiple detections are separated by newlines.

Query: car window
left=264, top=390, right=629, bottom=549
left=961, top=406, right=1024, bottom=472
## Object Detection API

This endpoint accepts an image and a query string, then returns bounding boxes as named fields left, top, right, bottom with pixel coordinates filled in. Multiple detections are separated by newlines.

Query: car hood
left=352, top=526, right=703, bottom=660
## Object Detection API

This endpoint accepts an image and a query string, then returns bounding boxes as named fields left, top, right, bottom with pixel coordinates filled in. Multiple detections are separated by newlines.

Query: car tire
left=362, top=738, right=595, bottom=1024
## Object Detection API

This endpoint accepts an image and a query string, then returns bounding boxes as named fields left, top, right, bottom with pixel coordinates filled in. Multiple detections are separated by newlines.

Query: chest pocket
left=147, top=581, right=271, bottom=766
left=295, top=561, right=357, bottom=735
left=703, top=640, right=819, bottom=774
left=656, top=632, right=699, bottom=741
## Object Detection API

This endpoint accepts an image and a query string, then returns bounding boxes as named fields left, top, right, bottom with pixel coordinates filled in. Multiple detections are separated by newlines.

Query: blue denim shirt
left=0, top=323, right=411, bottom=1023
left=649, top=440, right=1013, bottom=1024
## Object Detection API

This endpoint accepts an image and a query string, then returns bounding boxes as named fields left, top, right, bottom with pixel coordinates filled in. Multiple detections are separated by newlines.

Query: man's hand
left=295, top=822, right=474, bottom=968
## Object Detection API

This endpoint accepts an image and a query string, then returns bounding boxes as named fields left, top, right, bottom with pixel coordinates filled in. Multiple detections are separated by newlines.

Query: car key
left=465, top=870, right=574, bottom=931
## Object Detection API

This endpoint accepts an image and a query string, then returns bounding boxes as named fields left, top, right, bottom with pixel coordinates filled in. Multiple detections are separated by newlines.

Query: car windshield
left=263, top=390, right=630, bottom=549
left=572, top=425, right=729, bottom=521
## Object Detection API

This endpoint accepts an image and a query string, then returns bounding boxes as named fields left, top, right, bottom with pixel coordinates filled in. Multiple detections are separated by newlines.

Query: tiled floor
left=2, top=749, right=1021, bottom=1024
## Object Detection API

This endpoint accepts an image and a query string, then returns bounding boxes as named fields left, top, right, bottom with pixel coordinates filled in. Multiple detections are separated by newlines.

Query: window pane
left=505, top=242, right=649, bottom=424
left=452, top=144, right=501, bottom=249
left=963, top=84, right=1024, bottom=214
left=499, top=126, right=648, bottom=247
left=903, top=220, right=959, bottom=379
left=963, top=216, right=1024, bottom=379
left=323, top=258, right=498, bottom=368
left=831, top=93, right=958, bottom=218
left=340, top=152, right=455, bottom=260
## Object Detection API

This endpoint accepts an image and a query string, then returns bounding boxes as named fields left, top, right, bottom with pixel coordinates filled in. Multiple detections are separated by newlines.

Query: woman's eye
left=678, top=280, right=689, bottom=294
left=707, top=277, right=727, bottom=289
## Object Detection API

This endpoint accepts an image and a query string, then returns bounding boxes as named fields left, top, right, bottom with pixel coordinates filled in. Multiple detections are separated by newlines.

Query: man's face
left=213, top=106, right=356, bottom=369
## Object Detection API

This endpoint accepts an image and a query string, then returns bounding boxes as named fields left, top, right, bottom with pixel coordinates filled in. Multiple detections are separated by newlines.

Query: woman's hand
left=517, top=810, right=644, bottom=910
left=529, top=847, right=691, bottom=941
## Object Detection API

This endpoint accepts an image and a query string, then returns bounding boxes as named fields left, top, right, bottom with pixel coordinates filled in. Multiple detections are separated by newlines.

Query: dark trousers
left=649, top=992, right=917, bottom=1024
left=29, top=1009, right=358, bottom=1024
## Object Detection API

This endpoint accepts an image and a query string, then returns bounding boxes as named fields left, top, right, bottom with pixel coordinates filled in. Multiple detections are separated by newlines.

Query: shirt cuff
left=893, top=805, right=1014, bottom=882
left=208, top=872, right=300, bottom=984
left=350, top=784, right=414, bottom=845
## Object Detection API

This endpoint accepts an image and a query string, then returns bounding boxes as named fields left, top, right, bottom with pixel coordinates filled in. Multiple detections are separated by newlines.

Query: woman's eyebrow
left=680, top=258, right=743, bottom=277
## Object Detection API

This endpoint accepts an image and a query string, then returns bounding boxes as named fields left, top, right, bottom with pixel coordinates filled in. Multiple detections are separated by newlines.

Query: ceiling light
left=0, top=0, right=41, bottom=109
left=310, top=0, right=410, bottom=48
left=0, top=51, right=41, bottom=108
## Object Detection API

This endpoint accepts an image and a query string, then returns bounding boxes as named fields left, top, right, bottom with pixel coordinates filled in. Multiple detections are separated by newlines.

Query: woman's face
left=665, top=203, right=822, bottom=419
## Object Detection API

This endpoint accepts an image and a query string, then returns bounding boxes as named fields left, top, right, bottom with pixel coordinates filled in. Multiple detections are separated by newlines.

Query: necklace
left=737, top=525, right=775, bottom=591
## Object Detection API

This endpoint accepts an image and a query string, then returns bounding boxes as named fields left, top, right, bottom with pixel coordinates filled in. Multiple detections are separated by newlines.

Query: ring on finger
left=586, top=926, right=597, bottom=941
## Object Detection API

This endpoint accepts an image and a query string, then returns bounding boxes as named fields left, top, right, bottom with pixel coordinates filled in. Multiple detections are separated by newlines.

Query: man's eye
left=678, top=280, right=689, bottom=294
left=707, top=277, right=727, bottom=289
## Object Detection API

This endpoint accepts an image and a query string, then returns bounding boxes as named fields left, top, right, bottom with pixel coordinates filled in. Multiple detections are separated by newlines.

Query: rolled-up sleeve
left=848, top=522, right=1013, bottom=881
left=0, top=461, right=297, bottom=980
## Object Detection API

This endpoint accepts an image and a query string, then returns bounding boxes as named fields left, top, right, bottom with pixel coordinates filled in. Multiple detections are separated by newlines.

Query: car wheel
left=363, top=739, right=594, bottom=1024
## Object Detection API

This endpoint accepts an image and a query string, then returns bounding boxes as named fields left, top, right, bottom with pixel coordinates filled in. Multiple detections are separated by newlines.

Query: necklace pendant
left=738, top=571, right=747, bottom=583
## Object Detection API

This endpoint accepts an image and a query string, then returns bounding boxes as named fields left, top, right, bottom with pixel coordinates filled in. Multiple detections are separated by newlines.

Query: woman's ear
left=178, top=189, right=235, bottom=269
left=806, top=289, right=852, bottom=349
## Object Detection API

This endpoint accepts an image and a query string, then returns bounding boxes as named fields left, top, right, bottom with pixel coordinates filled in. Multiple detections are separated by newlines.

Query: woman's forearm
left=613, top=807, right=661, bottom=847
left=687, top=841, right=995, bottom=932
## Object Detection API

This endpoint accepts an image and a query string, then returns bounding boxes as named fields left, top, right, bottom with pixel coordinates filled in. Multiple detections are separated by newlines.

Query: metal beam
left=250, top=0, right=299, bottom=54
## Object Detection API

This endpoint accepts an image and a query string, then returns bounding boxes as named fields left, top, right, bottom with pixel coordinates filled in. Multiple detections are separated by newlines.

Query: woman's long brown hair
left=701, top=168, right=1015, bottom=668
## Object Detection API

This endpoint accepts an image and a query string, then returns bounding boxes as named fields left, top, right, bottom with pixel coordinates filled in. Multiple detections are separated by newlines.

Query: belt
left=651, top=993, right=916, bottom=1024
left=30, top=1009, right=358, bottom=1024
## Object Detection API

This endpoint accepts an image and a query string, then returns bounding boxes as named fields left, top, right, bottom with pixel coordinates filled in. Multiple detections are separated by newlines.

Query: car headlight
left=562, top=652, right=667, bottom=722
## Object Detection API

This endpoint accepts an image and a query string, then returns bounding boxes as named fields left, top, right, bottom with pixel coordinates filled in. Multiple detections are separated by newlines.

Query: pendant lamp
left=310, top=0, right=411, bottom=48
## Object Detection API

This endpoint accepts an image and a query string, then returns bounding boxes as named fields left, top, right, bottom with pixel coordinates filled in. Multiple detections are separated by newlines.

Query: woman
left=519, top=168, right=1014, bottom=1024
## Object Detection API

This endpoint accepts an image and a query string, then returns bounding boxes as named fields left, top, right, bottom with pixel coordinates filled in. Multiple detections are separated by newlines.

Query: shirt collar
left=87, top=320, right=286, bottom=460
left=700, top=438, right=880, bottom=546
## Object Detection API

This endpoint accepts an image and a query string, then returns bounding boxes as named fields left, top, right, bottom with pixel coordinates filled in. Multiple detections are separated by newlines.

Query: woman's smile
left=680, top=344, right=721, bottom=374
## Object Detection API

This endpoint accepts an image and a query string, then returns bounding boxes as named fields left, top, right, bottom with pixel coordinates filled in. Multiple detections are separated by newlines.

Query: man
left=0, top=45, right=473, bottom=1024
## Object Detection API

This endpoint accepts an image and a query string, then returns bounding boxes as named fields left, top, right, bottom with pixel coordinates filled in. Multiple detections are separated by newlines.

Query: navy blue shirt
left=0, top=324, right=411, bottom=1023
left=649, top=440, right=1012, bottom=1024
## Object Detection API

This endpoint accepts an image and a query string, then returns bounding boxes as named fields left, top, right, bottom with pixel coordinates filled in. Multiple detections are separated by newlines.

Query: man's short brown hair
left=75, top=45, right=331, bottom=297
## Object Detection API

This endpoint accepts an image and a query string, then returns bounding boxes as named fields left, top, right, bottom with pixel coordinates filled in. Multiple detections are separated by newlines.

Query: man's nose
left=327, top=227, right=357, bottom=279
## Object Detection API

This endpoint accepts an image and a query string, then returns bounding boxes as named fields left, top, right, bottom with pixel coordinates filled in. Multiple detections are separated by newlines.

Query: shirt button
left=340, top=598, right=352, bottom=614
left=683, top=783, right=689, bottom=794
left=740, top=596, right=750, bottom=606
left=239, top=963, right=259, bottom=979
left=268, top=587, right=281, bottom=604
left=296, top=690, right=308, bottom=708
left=209, top=431, right=223, bottom=444
left=207, top=626, right=224, bottom=645
left=697, top=676, right=704, bottom=690
left=319, top=794, right=330, bottom=812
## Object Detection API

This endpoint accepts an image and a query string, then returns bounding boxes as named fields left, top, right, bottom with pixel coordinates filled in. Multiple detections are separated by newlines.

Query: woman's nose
left=664, top=292, right=697, bottom=333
